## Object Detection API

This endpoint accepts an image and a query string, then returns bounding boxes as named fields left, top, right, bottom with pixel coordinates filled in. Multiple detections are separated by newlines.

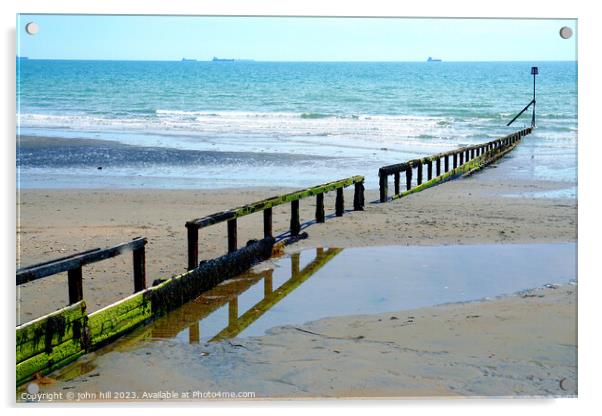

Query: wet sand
left=17, top=171, right=576, bottom=321
left=23, top=284, right=577, bottom=399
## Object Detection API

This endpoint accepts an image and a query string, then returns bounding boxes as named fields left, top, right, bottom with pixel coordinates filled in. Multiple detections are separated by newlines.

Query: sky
left=17, top=15, right=577, bottom=61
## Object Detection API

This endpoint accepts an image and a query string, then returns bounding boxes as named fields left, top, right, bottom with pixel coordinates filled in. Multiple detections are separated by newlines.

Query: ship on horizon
left=181, top=58, right=197, bottom=62
left=212, top=56, right=235, bottom=62
left=427, top=57, right=442, bottom=62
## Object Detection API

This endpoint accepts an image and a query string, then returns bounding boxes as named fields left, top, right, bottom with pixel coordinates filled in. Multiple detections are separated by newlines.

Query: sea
left=16, top=60, right=577, bottom=191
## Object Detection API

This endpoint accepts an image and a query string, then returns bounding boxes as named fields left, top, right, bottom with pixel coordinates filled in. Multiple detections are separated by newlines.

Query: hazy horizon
left=17, top=15, right=576, bottom=62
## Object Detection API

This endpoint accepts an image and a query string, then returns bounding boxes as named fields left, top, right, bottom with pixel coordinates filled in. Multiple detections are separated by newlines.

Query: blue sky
left=17, top=15, right=576, bottom=61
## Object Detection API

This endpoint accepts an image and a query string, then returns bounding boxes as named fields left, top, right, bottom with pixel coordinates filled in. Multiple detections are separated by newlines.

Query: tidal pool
left=141, top=243, right=576, bottom=344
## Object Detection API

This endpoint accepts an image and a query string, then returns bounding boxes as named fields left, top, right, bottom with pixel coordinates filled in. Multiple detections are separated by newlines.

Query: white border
left=3, top=1, right=600, bottom=414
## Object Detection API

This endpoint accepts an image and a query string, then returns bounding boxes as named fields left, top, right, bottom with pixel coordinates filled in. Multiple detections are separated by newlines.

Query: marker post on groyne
left=507, top=66, right=538, bottom=127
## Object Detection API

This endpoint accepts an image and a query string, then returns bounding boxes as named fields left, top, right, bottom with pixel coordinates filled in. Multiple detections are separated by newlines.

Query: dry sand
left=23, top=284, right=577, bottom=399
left=17, top=174, right=576, bottom=321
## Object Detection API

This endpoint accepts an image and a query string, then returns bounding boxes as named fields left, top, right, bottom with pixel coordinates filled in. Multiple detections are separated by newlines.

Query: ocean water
left=16, top=60, right=577, bottom=189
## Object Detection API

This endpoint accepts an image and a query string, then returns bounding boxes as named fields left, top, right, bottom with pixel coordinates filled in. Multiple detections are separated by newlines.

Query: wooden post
left=263, top=207, right=273, bottom=238
left=335, top=188, right=344, bottom=217
left=417, top=161, right=423, bottom=185
left=68, top=266, right=83, bottom=305
left=316, top=193, right=325, bottom=222
left=459, top=151, right=464, bottom=165
left=394, top=172, right=400, bottom=195
left=436, top=157, right=441, bottom=176
left=379, top=172, right=388, bottom=203
left=291, top=200, right=301, bottom=235
left=444, top=155, right=449, bottom=172
left=227, top=218, right=237, bottom=253
left=133, top=245, right=146, bottom=292
left=453, top=153, right=458, bottom=169
left=353, top=181, right=365, bottom=211
left=186, top=224, right=199, bottom=271
left=427, top=161, right=433, bottom=181
left=406, top=166, right=413, bottom=190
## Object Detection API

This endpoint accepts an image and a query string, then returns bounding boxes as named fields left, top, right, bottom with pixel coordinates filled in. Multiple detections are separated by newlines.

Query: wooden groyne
left=185, top=176, right=365, bottom=270
left=16, top=176, right=364, bottom=385
left=16, top=127, right=531, bottom=385
left=16, top=238, right=148, bottom=384
left=16, top=237, right=276, bottom=385
left=378, top=127, right=532, bottom=202
left=17, top=237, right=148, bottom=305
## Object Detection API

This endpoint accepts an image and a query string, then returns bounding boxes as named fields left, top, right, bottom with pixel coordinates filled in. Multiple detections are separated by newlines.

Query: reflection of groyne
left=212, top=248, right=342, bottom=341
left=378, top=127, right=532, bottom=202
left=139, top=248, right=341, bottom=342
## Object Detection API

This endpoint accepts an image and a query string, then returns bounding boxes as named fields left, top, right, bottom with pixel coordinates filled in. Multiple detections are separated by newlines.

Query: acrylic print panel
left=16, top=15, right=577, bottom=401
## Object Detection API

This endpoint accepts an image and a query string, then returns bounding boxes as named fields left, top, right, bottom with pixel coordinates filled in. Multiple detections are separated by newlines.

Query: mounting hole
left=559, top=26, right=573, bottom=39
left=25, top=22, right=39, bottom=35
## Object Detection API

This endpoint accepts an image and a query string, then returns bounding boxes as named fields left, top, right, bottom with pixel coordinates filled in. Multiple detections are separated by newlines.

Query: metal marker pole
left=531, top=66, right=538, bottom=127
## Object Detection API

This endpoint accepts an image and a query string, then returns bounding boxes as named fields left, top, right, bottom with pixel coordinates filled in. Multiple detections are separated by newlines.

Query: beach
left=17, top=160, right=576, bottom=322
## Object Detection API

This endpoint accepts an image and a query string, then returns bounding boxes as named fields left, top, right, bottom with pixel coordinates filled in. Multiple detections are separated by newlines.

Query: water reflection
left=147, top=248, right=342, bottom=343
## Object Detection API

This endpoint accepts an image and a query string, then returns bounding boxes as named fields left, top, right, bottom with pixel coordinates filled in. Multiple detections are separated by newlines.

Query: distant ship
left=212, top=57, right=235, bottom=62
left=427, top=57, right=442, bottom=62
left=181, top=58, right=197, bottom=62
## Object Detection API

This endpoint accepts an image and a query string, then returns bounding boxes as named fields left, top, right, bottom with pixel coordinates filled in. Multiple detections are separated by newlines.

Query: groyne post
left=263, top=208, right=273, bottom=238
left=68, top=267, right=83, bottom=305
left=335, top=188, right=344, bottom=216
left=316, top=193, right=325, bottom=223
left=187, top=225, right=199, bottom=271
left=353, top=180, right=365, bottom=211
left=291, top=200, right=301, bottom=235
left=133, top=244, right=146, bottom=292
left=227, top=219, right=238, bottom=252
